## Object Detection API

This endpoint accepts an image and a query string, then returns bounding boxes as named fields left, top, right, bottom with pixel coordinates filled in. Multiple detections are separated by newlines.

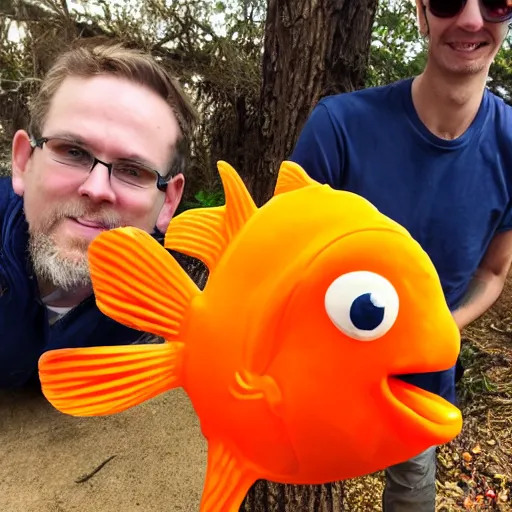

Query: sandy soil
left=0, top=386, right=207, bottom=512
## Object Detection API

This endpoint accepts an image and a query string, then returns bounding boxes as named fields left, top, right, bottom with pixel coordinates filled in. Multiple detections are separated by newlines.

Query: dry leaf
left=443, top=481, right=464, bottom=496
left=471, top=444, right=482, bottom=454
left=463, top=452, right=473, bottom=462
left=464, top=496, right=473, bottom=509
left=498, top=489, right=509, bottom=502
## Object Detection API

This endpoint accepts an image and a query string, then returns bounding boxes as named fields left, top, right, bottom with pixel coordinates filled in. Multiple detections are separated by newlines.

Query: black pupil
left=48, top=139, right=156, bottom=187
left=349, top=293, right=385, bottom=331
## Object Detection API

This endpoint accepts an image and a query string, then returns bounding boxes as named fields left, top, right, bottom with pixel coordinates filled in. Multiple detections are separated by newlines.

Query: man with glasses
left=289, top=0, right=512, bottom=510
left=1, top=43, right=197, bottom=389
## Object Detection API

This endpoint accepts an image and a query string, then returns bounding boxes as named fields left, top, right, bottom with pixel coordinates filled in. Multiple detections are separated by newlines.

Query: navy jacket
left=0, top=177, right=152, bottom=389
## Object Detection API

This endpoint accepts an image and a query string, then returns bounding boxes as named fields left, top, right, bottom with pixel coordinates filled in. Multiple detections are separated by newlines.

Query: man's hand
left=452, top=230, right=512, bottom=331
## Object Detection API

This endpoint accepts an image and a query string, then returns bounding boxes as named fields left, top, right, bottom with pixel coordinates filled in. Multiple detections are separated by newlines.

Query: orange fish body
left=38, top=161, right=463, bottom=511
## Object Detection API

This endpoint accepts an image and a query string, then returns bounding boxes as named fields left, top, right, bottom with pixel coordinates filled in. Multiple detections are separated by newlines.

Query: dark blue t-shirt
left=289, top=78, right=512, bottom=403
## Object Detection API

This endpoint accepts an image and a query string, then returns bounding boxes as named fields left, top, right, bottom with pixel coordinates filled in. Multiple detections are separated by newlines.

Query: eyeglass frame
left=29, top=136, right=171, bottom=192
left=425, top=0, right=512, bottom=24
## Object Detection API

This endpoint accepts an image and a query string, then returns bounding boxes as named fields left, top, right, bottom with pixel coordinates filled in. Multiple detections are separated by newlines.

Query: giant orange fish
left=38, top=160, right=463, bottom=512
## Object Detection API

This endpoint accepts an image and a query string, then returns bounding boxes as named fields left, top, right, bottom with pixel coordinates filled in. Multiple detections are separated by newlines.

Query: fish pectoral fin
left=88, top=227, right=199, bottom=341
left=229, top=369, right=283, bottom=418
left=200, top=440, right=257, bottom=512
left=165, top=161, right=257, bottom=273
left=273, top=160, right=320, bottom=196
left=38, top=343, right=185, bottom=417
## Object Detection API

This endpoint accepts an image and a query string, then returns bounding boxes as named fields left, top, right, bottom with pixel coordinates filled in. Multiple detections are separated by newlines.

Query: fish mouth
left=387, top=377, right=462, bottom=430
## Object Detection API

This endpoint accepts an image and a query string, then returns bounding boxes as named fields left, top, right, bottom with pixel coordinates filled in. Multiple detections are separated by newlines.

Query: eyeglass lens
left=429, top=0, right=512, bottom=22
left=43, top=138, right=160, bottom=189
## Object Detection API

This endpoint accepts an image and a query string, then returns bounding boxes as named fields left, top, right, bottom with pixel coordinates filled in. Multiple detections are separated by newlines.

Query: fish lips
left=385, top=377, right=462, bottom=443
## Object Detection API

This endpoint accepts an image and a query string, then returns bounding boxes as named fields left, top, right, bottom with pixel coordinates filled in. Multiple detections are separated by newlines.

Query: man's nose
left=458, top=0, right=485, bottom=31
left=77, top=162, right=117, bottom=204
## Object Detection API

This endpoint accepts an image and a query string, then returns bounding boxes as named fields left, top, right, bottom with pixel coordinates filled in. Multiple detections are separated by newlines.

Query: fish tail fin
left=273, top=160, right=320, bottom=196
left=165, top=160, right=257, bottom=273
left=38, top=343, right=185, bottom=416
left=199, top=440, right=257, bottom=512
left=88, top=227, right=199, bottom=341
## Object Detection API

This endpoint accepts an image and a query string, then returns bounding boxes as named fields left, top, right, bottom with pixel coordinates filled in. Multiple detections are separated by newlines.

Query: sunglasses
left=428, top=0, right=512, bottom=23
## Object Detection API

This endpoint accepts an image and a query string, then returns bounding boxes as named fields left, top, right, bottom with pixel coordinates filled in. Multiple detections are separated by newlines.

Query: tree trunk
left=240, top=481, right=345, bottom=512
left=240, top=0, right=378, bottom=509
left=250, top=0, right=379, bottom=206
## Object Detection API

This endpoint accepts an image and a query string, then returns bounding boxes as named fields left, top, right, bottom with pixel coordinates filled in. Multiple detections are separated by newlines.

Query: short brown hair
left=28, top=42, right=198, bottom=177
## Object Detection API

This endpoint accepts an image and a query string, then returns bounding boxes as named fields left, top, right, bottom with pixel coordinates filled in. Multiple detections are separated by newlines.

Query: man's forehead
left=42, top=76, right=181, bottom=167
left=45, top=75, right=180, bottom=133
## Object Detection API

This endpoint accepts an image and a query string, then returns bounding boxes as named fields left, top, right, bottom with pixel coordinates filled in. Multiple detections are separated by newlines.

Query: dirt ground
left=433, top=278, right=512, bottom=512
left=1, top=278, right=511, bottom=512
left=0, top=387, right=207, bottom=512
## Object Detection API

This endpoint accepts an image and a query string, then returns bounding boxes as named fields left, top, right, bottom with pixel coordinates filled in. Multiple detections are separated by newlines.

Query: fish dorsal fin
left=38, top=343, right=185, bottom=417
left=199, top=441, right=257, bottom=512
left=273, top=160, right=319, bottom=196
left=164, top=206, right=227, bottom=272
left=88, top=227, right=199, bottom=341
left=165, top=160, right=257, bottom=272
left=218, top=160, right=258, bottom=239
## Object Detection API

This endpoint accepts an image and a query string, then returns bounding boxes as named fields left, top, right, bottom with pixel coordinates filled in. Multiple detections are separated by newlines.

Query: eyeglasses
left=428, top=0, right=512, bottom=23
left=30, top=137, right=170, bottom=191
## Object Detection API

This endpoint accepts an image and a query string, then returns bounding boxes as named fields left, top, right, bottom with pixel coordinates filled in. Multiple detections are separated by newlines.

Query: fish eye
left=324, top=271, right=399, bottom=341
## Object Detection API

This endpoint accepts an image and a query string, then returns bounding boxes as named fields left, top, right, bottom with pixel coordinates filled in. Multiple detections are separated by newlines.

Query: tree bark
left=240, top=481, right=345, bottom=512
left=240, top=0, right=378, bottom=509
left=250, top=0, right=379, bottom=206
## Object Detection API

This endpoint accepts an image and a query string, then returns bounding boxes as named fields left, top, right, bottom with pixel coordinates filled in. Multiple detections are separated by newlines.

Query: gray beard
left=29, top=232, right=91, bottom=292
left=25, top=200, right=122, bottom=292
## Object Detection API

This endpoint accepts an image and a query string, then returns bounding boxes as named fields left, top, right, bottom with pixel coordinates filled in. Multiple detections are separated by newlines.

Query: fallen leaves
left=497, top=488, right=509, bottom=503
left=463, top=451, right=473, bottom=463
left=437, top=424, right=511, bottom=511
left=472, top=444, right=482, bottom=455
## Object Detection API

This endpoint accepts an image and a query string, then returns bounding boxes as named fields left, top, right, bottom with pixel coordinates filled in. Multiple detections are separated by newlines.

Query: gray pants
left=382, top=446, right=437, bottom=512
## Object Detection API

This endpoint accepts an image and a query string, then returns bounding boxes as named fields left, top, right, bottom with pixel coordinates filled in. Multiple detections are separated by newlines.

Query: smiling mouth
left=387, top=377, right=461, bottom=427
left=71, top=217, right=109, bottom=230
left=448, top=42, right=488, bottom=52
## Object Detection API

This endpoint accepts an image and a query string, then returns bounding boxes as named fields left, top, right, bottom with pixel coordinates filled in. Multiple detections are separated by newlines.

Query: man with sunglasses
left=0, top=43, right=197, bottom=389
left=289, top=0, right=512, bottom=510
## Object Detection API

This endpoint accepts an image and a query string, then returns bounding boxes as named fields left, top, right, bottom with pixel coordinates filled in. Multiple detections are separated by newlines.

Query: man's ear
left=156, top=173, right=185, bottom=233
left=11, top=130, right=33, bottom=197
left=415, top=0, right=429, bottom=37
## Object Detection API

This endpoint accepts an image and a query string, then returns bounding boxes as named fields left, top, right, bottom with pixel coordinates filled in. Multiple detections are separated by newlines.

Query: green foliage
left=489, top=38, right=512, bottom=104
left=2, top=0, right=512, bottom=190
left=0, top=0, right=267, bottom=200
left=178, top=188, right=225, bottom=214
left=366, top=0, right=427, bottom=86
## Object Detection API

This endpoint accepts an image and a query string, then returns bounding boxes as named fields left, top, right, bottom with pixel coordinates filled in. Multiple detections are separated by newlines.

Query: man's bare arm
left=452, top=230, right=512, bottom=330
